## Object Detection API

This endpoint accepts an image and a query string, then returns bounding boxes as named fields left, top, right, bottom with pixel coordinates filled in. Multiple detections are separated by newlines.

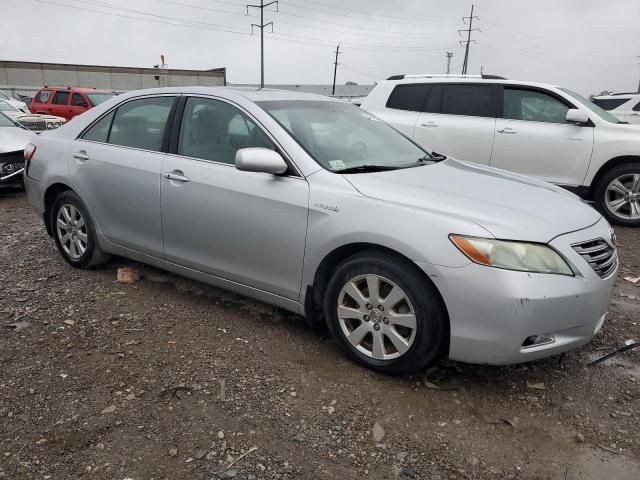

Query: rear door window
left=385, top=84, right=429, bottom=112
left=108, top=96, right=175, bottom=151
left=52, top=91, right=70, bottom=105
left=81, top=111, right=115, bottom=143
left=633, top=100, right=640, bottom=112
left=35, top=90, right=52, bottom=103
left=441, top=84, right=496, bottom=117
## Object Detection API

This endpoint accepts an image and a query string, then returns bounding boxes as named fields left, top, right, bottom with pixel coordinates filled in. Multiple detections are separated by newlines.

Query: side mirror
left=566, top=109, right=589, bottom=124
left=235, top=148, right=288, bottom=175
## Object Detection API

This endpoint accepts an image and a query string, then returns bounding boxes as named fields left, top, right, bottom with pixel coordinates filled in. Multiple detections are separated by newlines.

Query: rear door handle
left=164, top=171, right=190, bottom=182
left=497, top=128, right=517, bottom=134
left=420, top=122, right=438, bottom=128
left=72, top=151, right=90, bottom=161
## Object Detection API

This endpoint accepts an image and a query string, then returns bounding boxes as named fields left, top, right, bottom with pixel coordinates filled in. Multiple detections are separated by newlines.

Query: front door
left=68, top=95, right=176, bottom=257
left=490, top=86, right=594, bottom=186
left=161, top=96, right=309, bottom=300
left=413, top=83, right=498, bottom=164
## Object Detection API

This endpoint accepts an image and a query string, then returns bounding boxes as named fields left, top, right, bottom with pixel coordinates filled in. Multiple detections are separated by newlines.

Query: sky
left=3, top=0, right=640, bottom=95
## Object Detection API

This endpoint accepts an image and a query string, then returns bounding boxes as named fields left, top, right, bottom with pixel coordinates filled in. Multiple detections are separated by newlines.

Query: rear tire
left=594, top=163, right=640, bottom=227
left=50, top=190, right=110, bottom=269
left=324, top=251, right=448, bottom=376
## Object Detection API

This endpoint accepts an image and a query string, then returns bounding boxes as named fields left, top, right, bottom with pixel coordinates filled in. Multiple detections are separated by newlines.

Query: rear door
left=490, top=86, right=593, bottom=185
left=51, top=90, right=71, bottom=119
left=68, top=95, right=176, bottom=258
left=414, top=83, right=498, bottom=163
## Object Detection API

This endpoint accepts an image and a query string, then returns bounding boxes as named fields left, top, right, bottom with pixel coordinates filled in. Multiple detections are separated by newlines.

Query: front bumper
left=425, top=217, right=617, bottom=365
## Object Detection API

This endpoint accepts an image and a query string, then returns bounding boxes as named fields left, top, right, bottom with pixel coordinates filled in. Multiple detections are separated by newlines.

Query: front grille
left=572, top=238, right=617, bottom=278
left=17, top=118, right=46, bottom=131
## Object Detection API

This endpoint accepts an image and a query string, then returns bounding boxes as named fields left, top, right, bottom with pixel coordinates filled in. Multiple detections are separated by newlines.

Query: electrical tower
left=246, top=0, right=278, bottom=88
left=332, top=44, right=341, bottom=95
left=446, top=52, right=453, bottom=75
left=458, top=4, right=479, bottom=75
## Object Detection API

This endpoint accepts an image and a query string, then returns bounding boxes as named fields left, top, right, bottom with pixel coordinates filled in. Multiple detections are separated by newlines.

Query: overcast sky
left=3, top=0, right=640, bottom=95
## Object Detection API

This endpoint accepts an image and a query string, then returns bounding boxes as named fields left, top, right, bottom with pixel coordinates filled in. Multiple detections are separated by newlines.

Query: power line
left=458, top=4, right=479, bottom=75
left=246, top=0, right=278, bottom=88
left=339, top=63, right=380, bottom=81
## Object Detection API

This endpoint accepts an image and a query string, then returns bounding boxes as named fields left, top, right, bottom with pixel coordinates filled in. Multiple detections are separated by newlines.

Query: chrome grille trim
left=572, top=238, right=617, bottom=279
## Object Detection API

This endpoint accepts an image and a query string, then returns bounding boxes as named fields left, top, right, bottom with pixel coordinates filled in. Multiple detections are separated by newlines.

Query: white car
left=0, top=100, right=65, bottom=132
left=361, top=75, right=640, bottom=227
left=592, top=92, right=640, bottom=125
left=0, top=89, right=28, bottom=113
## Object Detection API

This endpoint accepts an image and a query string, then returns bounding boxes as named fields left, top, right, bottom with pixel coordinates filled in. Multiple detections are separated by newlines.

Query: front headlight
left=450, top=235, right=573, bottom=276
left=46, top=122, right=54, bottom=129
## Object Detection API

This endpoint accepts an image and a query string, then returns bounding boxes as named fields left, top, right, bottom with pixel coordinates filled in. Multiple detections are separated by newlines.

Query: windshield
left=87, top=93, right=115, bottom=106
left=560, top=88, right=623, bottom=123
left=257, top=100, right=433, bottom=172
left=0, top=112, right=17, bottom=127
left=0, top=101, right=17, bottom=112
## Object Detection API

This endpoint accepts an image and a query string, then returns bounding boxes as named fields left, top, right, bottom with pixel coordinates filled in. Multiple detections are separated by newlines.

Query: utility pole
left=445, top=52, right=453, bottom=75
left=332, top=44, right=340, bottom=96
left=458, top=4, right=479, bottom=75
left=246, top=0, right=278, bottom=88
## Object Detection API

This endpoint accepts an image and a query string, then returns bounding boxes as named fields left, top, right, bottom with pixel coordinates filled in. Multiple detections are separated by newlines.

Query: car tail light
left=24, top=143, right=37, bottom=162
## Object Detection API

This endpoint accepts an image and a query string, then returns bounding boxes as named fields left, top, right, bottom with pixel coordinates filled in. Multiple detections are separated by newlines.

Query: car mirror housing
left=566, top=109, right=589, bottom=125
left=235, top=148, right=288, bottom=175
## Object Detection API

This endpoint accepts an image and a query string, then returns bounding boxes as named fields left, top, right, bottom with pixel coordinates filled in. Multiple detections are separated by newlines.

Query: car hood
left=0, top=126, right=34, bottom=153
left=3, top=111, right=65, bottom=122
left=344, top=159, right=602, bottom=243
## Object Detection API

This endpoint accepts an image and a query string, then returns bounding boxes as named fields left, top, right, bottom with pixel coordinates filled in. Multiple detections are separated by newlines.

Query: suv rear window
left=385, top=84, right=429, bottom=112
left=35, top=90, right=52, bottom=103
left=592, top=98, right=629, bottom=110
left=441, top=84, right=495, bottom=117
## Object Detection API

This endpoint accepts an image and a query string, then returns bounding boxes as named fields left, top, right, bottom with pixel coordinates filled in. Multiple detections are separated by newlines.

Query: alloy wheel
left=605, top=173, right=640, bottom=220
left=337, top=274, right=417, bottom=361
left=56, top=204, right=88, bottom=260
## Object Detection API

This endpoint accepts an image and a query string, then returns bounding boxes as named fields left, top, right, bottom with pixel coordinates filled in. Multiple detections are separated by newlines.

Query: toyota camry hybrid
left=23, top=87, right=617, bottom=375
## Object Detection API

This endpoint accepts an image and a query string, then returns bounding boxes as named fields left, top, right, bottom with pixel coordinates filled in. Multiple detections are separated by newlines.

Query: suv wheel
left=324, top=251, right=447, bottom=375
left=595, top=163, right=640, bottom=227
left=51, top=191, right=110, bottom=268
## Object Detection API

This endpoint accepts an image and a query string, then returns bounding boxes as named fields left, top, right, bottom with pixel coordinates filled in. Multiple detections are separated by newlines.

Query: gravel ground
left=1, top=190, right=639, bottom=480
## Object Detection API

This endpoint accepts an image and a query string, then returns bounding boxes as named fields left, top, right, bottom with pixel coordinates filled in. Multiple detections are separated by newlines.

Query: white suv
left=592, top=93, right=640, bottom=125
left=361, top=75, right=640, bottom=227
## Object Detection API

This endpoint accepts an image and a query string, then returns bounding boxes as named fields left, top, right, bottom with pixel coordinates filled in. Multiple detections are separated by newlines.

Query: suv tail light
left=24, top=143, right=37, bottom=162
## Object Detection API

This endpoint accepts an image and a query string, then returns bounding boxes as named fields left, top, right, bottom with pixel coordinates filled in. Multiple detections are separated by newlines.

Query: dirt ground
left=1, top=190, right=639, bottom=480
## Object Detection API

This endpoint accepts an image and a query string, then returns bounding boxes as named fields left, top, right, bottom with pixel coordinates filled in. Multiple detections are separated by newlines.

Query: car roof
left=40, top=86, right=114, bottom=93
left=593, top=93, right=639, bottom=99
left=382, top=75, right=563, bottom=90
left=115, top=86, right=337, bottom=103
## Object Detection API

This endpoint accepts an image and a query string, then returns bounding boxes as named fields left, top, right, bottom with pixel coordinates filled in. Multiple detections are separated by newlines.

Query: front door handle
left=164, top=171, right=190, bottom=182
left=420, top=122, right=438, bottom=128
left=497, top=128, right=517, bottom=134
left=72, top=151, right=90, bottom=161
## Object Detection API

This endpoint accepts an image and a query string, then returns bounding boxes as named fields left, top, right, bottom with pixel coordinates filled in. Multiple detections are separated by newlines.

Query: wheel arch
left=43, top=182, right=73, bottom=236
left=304, top=242, right=450, bottom=356
left=587, top=155, right=640, bottom=199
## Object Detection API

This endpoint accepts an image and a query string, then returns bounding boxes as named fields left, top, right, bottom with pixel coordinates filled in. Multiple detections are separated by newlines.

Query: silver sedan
left=23, top=87, right=617, bottom=375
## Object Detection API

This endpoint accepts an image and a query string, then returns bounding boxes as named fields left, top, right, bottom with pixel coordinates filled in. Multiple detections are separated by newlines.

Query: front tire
left=51, top=190, right=110, bottom=268
left=324, top=251, right=448, bottom=376
left=595, top=163, right=640, bottom=227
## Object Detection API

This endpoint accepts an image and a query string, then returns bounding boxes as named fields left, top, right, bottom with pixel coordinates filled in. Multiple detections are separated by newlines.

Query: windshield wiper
left=334, top=164, right=403, bottom=174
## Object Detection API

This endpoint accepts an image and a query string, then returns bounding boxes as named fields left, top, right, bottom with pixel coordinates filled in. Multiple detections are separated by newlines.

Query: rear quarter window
left=385, top=84, right=429, bottom=112
left=592, top=98, right=630, bottom=111
left=35, top=90, right=52, bottom=103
